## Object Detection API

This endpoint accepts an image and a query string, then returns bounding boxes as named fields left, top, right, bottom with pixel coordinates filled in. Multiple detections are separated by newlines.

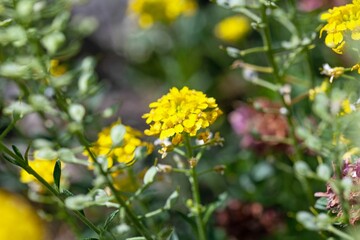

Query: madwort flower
left=320, top=0, right=360, bottom=54
left=127, top=0, right=197, bottom=29
left=84, top=122, right=152, bottom=168
left=214, top=15, right=251, bottom=43
left=142, top=87, right=222, bottom=142
left=0, top=189, right=46, bottom=239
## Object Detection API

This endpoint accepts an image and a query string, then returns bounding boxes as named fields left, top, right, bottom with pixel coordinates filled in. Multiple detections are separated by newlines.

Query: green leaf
left=24, top=142, right=31, bottom=165
left=12, top=145, right=23, bottom=160
left=61, top=189, right=74, bottom=197
left=126, top=237, right=146, bottom=240
left=203, top=192, right=228, bottom=224
left=158, top=227, right=179, bottom=240
left=110, top=124, right=126, bottom=147
left=314, top=197, right=328, bottom=211
left=143, top=166, right=157, bottom=184
left=65, top=194, right=92, bottom=210
left=164, top=189, right=179, bottom=210
left=3, top=154, right=20, bottom=166
left=53, top=160, right=61, bottom=190
left=103, top=209, right=120, bottom=230
left=316, top=164, right=331, bottom=181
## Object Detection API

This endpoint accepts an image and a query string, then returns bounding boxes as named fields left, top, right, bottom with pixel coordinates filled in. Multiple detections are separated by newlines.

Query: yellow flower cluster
left=142, top=87, right=222, bottom=141
left=20, top=152, right=58, bottom=185
left=214, top=15, right=251, bottom=43
left=128, top=0, right=197, bottom=28
left=320, top=0, right=360, bottom=54
left=85, top=122, right=150, bottom=168
left=0, top=189, right=45, bottom=240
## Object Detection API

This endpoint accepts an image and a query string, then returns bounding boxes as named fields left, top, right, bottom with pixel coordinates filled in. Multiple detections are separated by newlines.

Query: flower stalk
left=185, top=135, right=207, bottom=240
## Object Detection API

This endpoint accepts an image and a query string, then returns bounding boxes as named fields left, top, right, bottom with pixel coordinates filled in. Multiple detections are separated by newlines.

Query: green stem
left=288, top=0, right=315, bottom=88
left=259, top=4, right=304, bottom=162
left=0, top=119, right=17, bottom=140
left=189, top=167, right=207, bottom=240
left=327, top=225, right=354, bottom=240
left=78, top=134, right=154, bottom=240
left=184, top=135, right=206, bottom=240
left=53, top=84, right=153, bottom=239
left=0, top=142, right=101, bottom=235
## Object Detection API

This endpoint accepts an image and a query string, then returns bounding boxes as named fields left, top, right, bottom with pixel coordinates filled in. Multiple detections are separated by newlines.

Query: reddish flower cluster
left=216, top=200, right=283, bottom=240
left=315, top=159, right=360, bottom=224
left=228, top=99, right=288, bottom=152
left=298, top=0, right=347, bottom=12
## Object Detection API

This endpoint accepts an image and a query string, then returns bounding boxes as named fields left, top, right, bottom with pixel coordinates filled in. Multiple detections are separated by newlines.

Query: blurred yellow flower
left=214, top=15, right=251, bottom=43
left=111, top=168, right=147, bottom=192
left=49, top=59, right=67, bottom=77
left=0, top=189, right=46, bottom=240
left=308, top=80, right=329, bottom=100
left=351, top=63, right=360, bottom=74
left=340, top=99, right=354, bottom=115
left=142, top=87, right=222, bottom=140
left=128, top=0, right=197, bottom=28
left=20, top=152, right=59, bottom=185
left=320, top=0, right=360, bottom=54
left=85, top=122, right=151, bottom=168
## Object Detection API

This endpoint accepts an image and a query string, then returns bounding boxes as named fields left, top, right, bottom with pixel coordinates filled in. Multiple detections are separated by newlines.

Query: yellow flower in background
left=0, top=189, right=46, bottom=240
left=351, top=63, right=360, bottom=74
left=214, top=15, right=251, bottom=43
left=49, top=59, right=67, bottom=77
left=128, top=0, right=197, bottom=28
left=142, top=87, right=222, bottom=140
left=85, top=122, right=151, bottom=168
left=20, top=152, right=59, bottom=185
left=340, top=98, right=354, bottom=115
left=308, top=80, right=329, bottom=100
left=320, top=0, right=360, bottom=54
left=111, top=168, right=147, bottom=192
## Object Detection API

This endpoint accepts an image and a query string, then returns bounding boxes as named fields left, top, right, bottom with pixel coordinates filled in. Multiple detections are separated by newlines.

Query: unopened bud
left=156, top=164, right=173, bottom=173
left=189, top=158, right=197, bottom=168
left=213, top=165, right=226, bottom=175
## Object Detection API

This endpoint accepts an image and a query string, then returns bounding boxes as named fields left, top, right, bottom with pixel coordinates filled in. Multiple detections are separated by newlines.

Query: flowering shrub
left=2, top=0, right=360, bottom=239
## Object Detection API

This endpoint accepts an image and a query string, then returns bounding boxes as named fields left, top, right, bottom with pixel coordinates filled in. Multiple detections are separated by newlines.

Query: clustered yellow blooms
left=142, top=87, right=222, bottom=142
left=85, top=122, right=151, bottom=168
left=320, top=0, right=360, bottom=54
left=0, top=189, right=45, bottom=240
left=20, top=152, right=59, bottom=185
left=214, top=15, right=251, bottom=43
left=127, top=0, right=197, bottom=28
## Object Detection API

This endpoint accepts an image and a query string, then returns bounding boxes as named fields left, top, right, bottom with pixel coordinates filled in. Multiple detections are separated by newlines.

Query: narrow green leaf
left=24, top=142, right=31, bottom=165
left=164, top=190, right=179, bottom=210
left=3, top=154, right=20, bottom=166
left=110, top=124, right=126, bottom=146
left=143, top=166, right=157, bottom=184
left=126, top=237, right=146, bottom=240
left=61, top=189, right=74, bottom=197
left=12, top=145, right=23, bottom=159
left=103, top=209, right=120, bottom=230
left=53, top=160, right=61, bottom=190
